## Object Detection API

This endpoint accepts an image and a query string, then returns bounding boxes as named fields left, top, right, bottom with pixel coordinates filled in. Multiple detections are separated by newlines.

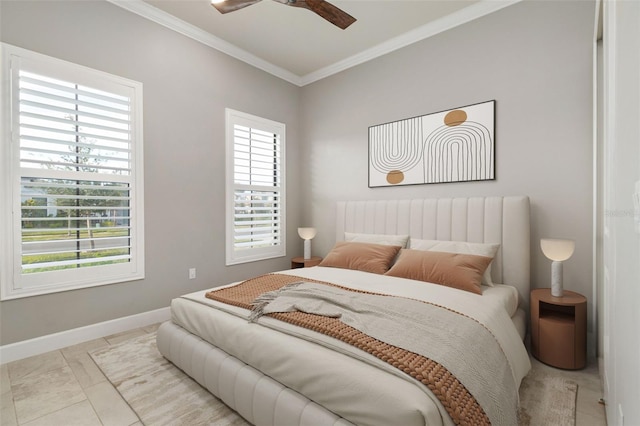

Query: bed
left=156, top=196, right=531, bottom=426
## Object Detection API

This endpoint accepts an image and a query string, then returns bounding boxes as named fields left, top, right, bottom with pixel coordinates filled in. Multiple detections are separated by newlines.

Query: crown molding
left=299, top=0, right=523, bottom=86
left=106, top=0, right=303, bottom=86
left=108, top=0, right=522, bottom=87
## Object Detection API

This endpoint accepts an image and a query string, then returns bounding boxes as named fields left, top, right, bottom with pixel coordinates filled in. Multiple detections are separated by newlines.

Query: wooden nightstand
left=530, top=288, right=587, bottom=370
left=291, top=256, right=322, bottom=269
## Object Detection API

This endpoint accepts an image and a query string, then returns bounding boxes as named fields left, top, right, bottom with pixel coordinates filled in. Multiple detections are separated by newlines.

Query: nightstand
left=291, top=256, right=322, bottom=269
left=530, top=288, right=587, bottom=370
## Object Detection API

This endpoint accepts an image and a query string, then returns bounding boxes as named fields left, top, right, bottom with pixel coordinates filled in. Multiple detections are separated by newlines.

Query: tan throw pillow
left=384, top=249, right=493, bottom=294
left=409, top=239, right=500, bottom=286
left=319, top=241, right=401, bottom=274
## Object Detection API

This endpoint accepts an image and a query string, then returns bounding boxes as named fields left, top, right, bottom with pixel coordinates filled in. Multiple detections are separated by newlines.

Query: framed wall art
left=368, top=100, right=495, bottom=187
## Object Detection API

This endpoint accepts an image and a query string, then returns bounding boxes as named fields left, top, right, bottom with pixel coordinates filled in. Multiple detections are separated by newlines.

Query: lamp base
left=551, top=260, right=564, bottom=297
left=303, top=239, right=311, bottom=260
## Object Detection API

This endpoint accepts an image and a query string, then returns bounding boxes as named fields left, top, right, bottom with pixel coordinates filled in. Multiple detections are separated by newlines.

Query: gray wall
left=0, top=0, right=302, bottom=345
left=299, top=1, right=596, bottom=343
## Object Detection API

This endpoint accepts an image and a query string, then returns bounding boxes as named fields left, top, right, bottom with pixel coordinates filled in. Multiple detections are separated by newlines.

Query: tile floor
left=1, top=325, right=155, bottom=426
left=1, top=324, right=608, bottom=425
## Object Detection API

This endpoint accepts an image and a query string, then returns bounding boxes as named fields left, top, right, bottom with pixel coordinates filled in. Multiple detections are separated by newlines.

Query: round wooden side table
left=530, top=288, right=587, bottom=369
left=291, top=256, right=322, bottom=269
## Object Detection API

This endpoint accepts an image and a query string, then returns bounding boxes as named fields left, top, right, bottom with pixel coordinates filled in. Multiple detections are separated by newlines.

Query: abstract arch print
left=368, top=100, right=495, bottom=187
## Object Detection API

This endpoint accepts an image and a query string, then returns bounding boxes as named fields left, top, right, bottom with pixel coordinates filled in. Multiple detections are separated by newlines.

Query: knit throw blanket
left=205, top=274, right=518, bottom=426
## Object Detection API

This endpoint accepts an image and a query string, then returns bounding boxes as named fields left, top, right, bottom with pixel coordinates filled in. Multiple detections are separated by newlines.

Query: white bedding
left=170, top=266, right=530, bottom=426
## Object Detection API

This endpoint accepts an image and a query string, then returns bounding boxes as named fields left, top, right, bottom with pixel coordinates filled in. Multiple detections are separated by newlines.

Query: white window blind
left=1, top=43, right=144, bottom=299
left=225, top=109, right=285, bottom=265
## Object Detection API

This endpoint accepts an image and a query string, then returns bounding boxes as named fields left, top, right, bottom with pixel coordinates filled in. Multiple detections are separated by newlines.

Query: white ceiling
left=110, top=0, right=521, bottom=86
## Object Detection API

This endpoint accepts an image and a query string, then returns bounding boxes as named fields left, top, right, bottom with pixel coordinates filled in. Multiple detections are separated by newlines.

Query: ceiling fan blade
left=211, top=0, right=262, bottom=14
left=287, top=0, right=356, bottom=30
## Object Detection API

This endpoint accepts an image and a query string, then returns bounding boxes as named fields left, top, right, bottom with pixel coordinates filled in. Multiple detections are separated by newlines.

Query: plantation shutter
left=19, top=71, right=134, bottom=273
left=226, top=109, right=286, bottom=265
left=2, top=43, right=144, bottom=299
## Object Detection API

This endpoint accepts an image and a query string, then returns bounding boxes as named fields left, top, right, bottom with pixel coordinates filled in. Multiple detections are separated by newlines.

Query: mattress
left=166, top=266, right=530, bottom=426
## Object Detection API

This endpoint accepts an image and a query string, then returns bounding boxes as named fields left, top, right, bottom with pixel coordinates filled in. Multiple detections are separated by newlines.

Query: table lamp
left=541, top=238, right=575, bottom=297
left=298, top=227, right=317, bottom=260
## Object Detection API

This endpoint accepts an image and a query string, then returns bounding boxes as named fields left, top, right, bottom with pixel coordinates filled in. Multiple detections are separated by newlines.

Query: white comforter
left=170, top=266, right=531, bottom=426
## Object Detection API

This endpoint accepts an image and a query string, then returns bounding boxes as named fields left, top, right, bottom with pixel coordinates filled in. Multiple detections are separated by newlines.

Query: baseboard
left=0, top=307, right=171, bottom=364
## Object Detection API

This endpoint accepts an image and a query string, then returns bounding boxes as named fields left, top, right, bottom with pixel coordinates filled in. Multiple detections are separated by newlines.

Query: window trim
left=225, top=108, right=286, bottom=265
left=0, top=43, right=145, bottom=300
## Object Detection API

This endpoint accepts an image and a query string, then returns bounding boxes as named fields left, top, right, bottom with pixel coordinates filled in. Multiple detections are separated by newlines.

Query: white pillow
left=344, top=232, right=409, bottom=248
left=409, top=239, right=500, bottom=286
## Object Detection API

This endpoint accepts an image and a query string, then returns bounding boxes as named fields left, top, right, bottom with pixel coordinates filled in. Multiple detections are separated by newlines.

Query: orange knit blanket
left=206, top=273, right=491, bottom=426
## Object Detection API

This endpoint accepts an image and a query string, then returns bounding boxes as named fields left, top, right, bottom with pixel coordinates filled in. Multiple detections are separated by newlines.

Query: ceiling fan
left=211, top=0, right=357, bottom=30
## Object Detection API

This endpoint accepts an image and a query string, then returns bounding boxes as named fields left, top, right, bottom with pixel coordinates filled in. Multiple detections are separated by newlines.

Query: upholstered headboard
left=335, top=196, right=531, bottom=308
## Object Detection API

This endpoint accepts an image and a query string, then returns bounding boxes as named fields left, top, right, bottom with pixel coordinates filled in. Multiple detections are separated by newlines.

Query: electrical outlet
left=188, top=268, right=196, bottom=279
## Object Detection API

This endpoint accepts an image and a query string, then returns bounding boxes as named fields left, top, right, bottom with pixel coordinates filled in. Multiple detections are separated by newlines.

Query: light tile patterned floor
left=0, top=326, right=156, bottom=426
left=1, top=324, right=607, bottom=425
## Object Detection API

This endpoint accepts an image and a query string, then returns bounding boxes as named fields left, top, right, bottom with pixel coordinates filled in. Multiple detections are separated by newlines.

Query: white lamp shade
left=540, top=238, right=575, bottom=261
left=297, top=227, right=317, bottom=240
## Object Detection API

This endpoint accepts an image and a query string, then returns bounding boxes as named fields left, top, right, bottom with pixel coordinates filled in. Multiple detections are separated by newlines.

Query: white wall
left=601, top=0, right=640, bottom=424
left=0, top=0, right=302, bottom=345
left=300, top=0, right=596, bottom=346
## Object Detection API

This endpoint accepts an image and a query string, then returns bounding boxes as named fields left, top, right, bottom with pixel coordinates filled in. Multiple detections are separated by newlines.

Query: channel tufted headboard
left=335, top=196, right=531, bottom=309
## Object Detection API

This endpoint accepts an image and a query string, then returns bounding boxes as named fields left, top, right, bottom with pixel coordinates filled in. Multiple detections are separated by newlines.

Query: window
left=1, top=43, right=144, bottom=300
left=225, top=109, right=285, bottom=265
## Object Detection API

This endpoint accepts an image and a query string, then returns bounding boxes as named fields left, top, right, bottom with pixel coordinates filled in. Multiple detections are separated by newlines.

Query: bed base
left=156, top=321, right=353, bottom=426
left=157, top=195, right=531, bottom=426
